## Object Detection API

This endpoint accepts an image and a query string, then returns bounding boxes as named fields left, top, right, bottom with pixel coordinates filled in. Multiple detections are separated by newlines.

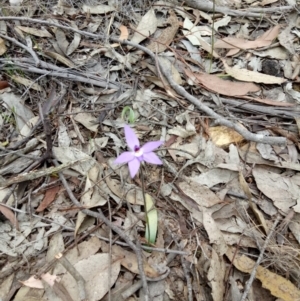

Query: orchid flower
left=115, top=125, right=163, bottom=178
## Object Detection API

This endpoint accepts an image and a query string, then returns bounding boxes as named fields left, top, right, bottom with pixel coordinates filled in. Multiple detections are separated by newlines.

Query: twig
left=239, top=214, right=281, bottom=301
left=0, top=33, right=40, bottom=66
left=93, top=233, right=189, bottom=254
left=2, top=60, right=122, bottom=90
left=0, top=159, right=88, bottom=187
left=55, top=252, right=86, bottom=301
left=121, top=267, right=170, bottom=300
left=219, top=97, right=300, bottom=119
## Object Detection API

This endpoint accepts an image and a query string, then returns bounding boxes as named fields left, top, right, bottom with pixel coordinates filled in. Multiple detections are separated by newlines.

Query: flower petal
left=128, top=158, right=140, bottom=178
left=142, top=152, right=163, bottom=165
left=142, top=141, right=163, bottom=153
left=124, top=125, right=139, bottom=150
left=115, top=152, right=135, bottom=164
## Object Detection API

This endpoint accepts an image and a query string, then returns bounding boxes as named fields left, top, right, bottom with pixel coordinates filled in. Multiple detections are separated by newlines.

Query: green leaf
left=144, top=193, right=158, bottom=244
left=121, top=106, right=135, bottom=124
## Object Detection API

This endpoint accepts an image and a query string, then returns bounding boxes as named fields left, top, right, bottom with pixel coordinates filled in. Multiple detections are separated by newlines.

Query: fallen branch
left=0, top=33, right=40, bottom=66
left=0, top=58, right=125, bottom=90
left=168, top=0, right=294, bottom=18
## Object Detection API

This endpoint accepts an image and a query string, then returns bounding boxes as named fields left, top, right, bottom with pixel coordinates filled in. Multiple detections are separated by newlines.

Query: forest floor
left=0, top=0, right=300, bottom=301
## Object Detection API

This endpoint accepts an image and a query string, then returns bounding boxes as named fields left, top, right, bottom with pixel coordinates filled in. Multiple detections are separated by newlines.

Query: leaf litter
left=0, top=1, right=300, bottom=301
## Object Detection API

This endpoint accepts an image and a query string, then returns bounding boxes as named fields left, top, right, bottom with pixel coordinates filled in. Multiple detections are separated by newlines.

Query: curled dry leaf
left=222, top=59, right=286, bottom=84
left=61, top=253, right=121, bottom=301
left=185, top=69, right=260, bottom=97
left=215, top=25, right=280, bottom=50
left=0, top=204, right=19, bottom=230
left=226, top=246, right=300, bottom=301
left=207, top=248, right=226, bottom=301
left=43, top=51, right=75, bottom=68
left=0, top=38, right=6, bottom=55
left=82, top=4, right=115, bottom=14
left=11, top=75, right=43, bottom=92
left=252, top=166, right=299, bottom=213
left=147, top=10, right=179, bottom=53
left=112, top=245, right=161, bottom=278
left=209, top=125, right=244, bottom=147
left=0, top=81, right=9, bottom=90
left=36, top=183, right=61, bottom=212
left=16, top=26, right=52, bottom=37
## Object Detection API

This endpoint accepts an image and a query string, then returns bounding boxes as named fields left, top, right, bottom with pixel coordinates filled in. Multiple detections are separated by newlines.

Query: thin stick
left=239, top=214, right=281, bottom=301
left=55, top=252, right=86, bottom=301
left=0, top=33, right=40, bottom=66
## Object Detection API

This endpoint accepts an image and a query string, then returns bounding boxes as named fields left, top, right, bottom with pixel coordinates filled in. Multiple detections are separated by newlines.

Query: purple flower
left=115, top=125, right=163, bottom=178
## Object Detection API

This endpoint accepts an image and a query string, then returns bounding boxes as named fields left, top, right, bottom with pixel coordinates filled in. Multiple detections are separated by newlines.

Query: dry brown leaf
left=16, top=25, right=52, bottom=37
left=295, top=117, right=300, bottom=136
left=112, top=245, right=160, bottom=278
left=209, top=126, right=244, bottom=148
left=111, top=25, right=129, bottom=47
left=20, top=275, right=46, bottom=289
left=147, top=10, right=179, bottom=53
left=261, top=0, right=278, bottom=5
left=215, top=25, right=280, bottom=50
left=75, top=173, right=95, bottom=236
left=0, top=204, right=19, bottom=230
left=11, top=75, right=43, bottom=91
left=238, top=146, right=300, bottom=172
left=44, top=51, right=75, bottom=68
left=239, top=171, right=268, bottom=234
left=66, top=22, right=81, bottom=55
left=119, top=25, right=129, bottom=40
left=61, top=253, right=121, bottom=301
left=222, top=59, right=286, bottom=84
left=52, top=237, right=101, bottom=275
left=278, top=13, right=297, bottom=55
left=0, top=81, right=9, bottom=90
left=73, top=109, right=99, bottom=132
left=0, top=38, right=7, bottom=55
left=242, top=95, right=295, bottom=107
left=36, top=184, right=60, bottom=212
left=207, top=248, right=226, bottom=301
left=252, top=166, right=299, bottom=213
left=160, top=57, right=182, bottom=85
left=226, top=246, right=300, bottom=301
left=203, top=208, right=228, bottom=256
left=177, top=181, right=223, bottom=208
left=105, top=177, right=144, bottom=205
left=55, top=29, right=69, bottom=54
left=185, top=69, right=260, bottom=96
left=82, top=4, right=115, bottom=14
